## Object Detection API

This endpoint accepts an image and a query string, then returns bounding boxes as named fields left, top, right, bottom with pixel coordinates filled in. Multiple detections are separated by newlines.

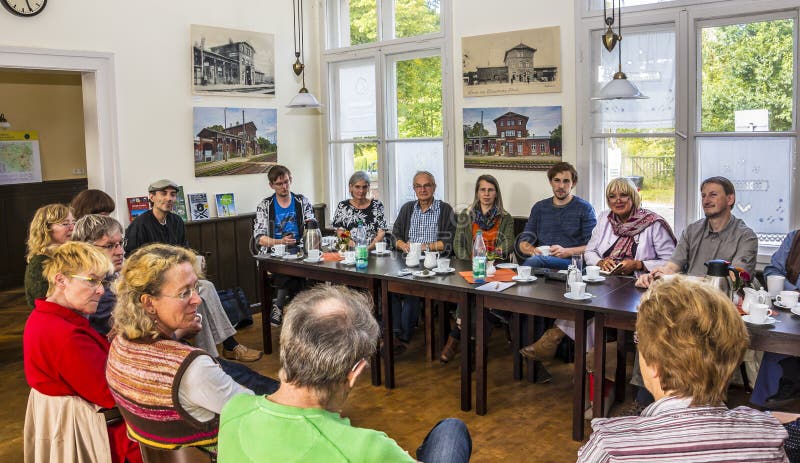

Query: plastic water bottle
left=354, top=221, right=368, bottom=269
left=566, top=264, right=581, bottom=293
left=473, top=230, right=487, bottom=283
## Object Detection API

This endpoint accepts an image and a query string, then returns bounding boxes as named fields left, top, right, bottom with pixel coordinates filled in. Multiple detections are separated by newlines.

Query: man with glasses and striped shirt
left=390, top=171, right=455, bottom=353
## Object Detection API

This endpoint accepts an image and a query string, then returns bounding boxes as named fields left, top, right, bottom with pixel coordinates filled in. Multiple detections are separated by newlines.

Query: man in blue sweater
left=515, top=162, right=596, bottom=270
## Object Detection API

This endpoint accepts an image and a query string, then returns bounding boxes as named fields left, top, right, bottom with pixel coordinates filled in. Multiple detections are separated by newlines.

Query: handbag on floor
left=216, top=287, right=253, bottom=329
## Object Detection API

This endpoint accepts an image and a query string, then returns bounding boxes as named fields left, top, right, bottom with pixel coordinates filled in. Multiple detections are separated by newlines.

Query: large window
left=325, top=0, right=447, bottom=222
left=580, top=0, right=799, bottom=256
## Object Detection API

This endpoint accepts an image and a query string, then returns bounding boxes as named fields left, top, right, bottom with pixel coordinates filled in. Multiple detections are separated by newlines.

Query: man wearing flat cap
left=124, top=179, right=187, bottom=255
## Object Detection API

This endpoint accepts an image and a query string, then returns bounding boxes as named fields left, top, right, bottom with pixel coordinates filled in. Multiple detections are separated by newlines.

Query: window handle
left=675, top=131, right=687, bottom=140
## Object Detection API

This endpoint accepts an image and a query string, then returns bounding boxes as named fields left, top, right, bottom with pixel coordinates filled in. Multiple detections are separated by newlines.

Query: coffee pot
left=704, top=259, right=741, bottom=300
left=303, top=219, right=322, bottom=254
left=423, top=251, right=439, bottom=269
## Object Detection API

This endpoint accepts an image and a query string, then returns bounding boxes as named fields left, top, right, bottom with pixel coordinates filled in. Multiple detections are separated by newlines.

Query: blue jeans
left=752, top=352, right=789, bottom=406
left=416, top=418, right=472, bottom=463
left=391, top=295, right=421, bottom=343
left=522, top=255, right=571, bottom=270
left=218, top=358, right=280, bottom=395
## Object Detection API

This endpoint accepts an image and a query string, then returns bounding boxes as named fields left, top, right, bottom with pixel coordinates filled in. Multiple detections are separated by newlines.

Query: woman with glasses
left=332, top=171, right=387, bottom=250
left=106, top=243, right=263, bottom=458
left=23, top=241, right=141, bottom=463
left=25, top=203, right=76, bottom=308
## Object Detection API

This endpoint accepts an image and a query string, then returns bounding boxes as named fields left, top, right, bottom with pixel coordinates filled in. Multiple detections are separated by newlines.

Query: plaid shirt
left=408, top=200, right=441, bottom=244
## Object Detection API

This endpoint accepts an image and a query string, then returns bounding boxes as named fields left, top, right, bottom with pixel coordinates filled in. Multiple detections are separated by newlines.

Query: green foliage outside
left=396, top=57, right=442, bottom=138
left=701, top=19, right=793, bottom=132
left=348, top=0, right=439, bottom=45
left=353, top=143, right=378, bottom=174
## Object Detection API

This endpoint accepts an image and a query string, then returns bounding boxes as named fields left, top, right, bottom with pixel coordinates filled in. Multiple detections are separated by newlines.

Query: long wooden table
left=255, top=253, right=800, bottom=442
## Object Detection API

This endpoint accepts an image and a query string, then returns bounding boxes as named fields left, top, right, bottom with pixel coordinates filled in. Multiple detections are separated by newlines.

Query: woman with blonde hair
left=107, top=243, right=271, bottom=458
left=24, top=203, right=75, bottom=308
left=23, top=241, right=141, bottom=463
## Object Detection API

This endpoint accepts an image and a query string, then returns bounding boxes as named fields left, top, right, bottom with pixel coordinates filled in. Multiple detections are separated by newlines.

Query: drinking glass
left=571, top=255, right=584, bottom=274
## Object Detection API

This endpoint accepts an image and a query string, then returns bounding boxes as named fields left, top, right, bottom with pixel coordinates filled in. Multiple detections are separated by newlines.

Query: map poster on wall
left=462, top=26, right=561, bottom=97
left=0, top=131, right=43, bottom=185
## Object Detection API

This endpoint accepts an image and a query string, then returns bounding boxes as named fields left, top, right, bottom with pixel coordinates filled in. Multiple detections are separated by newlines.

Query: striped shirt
left=408, top=200, right=441, bottom=244
left=577, top=396, right=789, bottom=462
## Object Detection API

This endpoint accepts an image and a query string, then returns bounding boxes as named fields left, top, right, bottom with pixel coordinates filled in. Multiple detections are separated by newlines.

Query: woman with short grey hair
left=332, top=171, right=387, bottom=250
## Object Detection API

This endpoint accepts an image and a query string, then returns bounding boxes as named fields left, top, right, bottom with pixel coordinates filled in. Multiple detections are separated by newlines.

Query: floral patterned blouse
left=332, top=199, right=387, bottom=242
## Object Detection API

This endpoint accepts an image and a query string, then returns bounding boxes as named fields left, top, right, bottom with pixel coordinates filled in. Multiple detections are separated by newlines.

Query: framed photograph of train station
left=463, top=106, right=562, bottom=171
left=193, top=107, right=278, bottom=177
left=462, top=26, right=561, bottom=97
left=191, top=25, right=275, bottom=96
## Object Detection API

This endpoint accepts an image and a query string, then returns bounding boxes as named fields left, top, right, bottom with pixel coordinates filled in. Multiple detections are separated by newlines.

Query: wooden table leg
left=381, top=280, right=395, bottom=389
left=425, top=297, right=434, bottom=361
left=461, top=293, right=472, bottom=412
left=476, top=294, right=488, bottom=415
left=572, top=309, right=587, bottom=441
left=369, top=283, right=381, bottom=386
left=593, top=313, right=605, bottom=419
left=615, top=330, right=627, bottom=403
left=527, top=316, right=536, bottom=383
left=512, top=313, right=522, bottom=381
left=258, top=262, right=273, bottom=355
left=437, top=301, right=448, bottom=356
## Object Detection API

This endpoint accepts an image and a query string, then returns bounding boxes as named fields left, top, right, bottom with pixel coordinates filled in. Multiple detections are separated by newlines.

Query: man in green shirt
left=218, top=285, right=472, bottom=463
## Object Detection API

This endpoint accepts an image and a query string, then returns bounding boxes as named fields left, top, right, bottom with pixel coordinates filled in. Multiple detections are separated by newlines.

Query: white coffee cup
left=585, top=265, right=601, bottom=279
left=767, top=275, right=786, bottom=297
left=375, top=241, right=387, bottom=253
left=437, top=258, right=450, bottom=271
left=308, top=249, right=322, bottom=261
left=537, top=245, right=551, bottom=256
left=569, top=281, right=587, bottom=297
left=344, top=251, right=356, bottom=263
left=272, top=244, right=286, bottom=256
left=776, top=290, right=799, bottom=307
left=517, top=266, right=532, bottom=279
left=749, top=303, right=772, bottom=324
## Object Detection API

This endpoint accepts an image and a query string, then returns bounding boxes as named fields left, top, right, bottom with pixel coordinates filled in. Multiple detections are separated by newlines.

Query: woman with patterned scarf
left=443, top=175, right=514, bottom=362
left=520, top=178, right=676, bottom=364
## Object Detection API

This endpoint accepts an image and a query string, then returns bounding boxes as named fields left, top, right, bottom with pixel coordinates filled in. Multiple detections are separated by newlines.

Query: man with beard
left=515, top=162, right=597, bottom=270
left=636, top=176, right=757, bottom=288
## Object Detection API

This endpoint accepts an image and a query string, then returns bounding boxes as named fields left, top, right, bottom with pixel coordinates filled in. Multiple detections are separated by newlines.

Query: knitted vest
left=106, top=335, right=219, bottom=449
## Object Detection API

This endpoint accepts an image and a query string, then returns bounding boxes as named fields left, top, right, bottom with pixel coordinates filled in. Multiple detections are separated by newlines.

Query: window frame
left=576, top=0, right=800, bottom=262
left=322, top=0, right=453, bottom=225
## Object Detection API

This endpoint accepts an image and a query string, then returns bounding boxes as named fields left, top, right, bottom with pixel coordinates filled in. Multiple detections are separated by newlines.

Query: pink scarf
left=606, top=208, right=676, bottom=262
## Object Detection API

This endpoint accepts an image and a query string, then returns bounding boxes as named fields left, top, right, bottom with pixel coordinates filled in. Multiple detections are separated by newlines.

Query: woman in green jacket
left=444, top=175, right=514, bottom=362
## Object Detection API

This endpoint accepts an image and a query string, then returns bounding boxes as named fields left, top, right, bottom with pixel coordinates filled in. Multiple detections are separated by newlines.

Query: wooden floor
left=0, top=287, right=751, bottom=462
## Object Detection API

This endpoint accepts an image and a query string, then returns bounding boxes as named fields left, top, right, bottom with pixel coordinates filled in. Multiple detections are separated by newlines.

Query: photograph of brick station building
left=463, top=108, right=562, bottom=171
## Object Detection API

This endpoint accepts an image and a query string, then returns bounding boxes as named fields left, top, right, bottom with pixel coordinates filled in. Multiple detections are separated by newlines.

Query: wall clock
left=2, top=0, right=47, bottom=17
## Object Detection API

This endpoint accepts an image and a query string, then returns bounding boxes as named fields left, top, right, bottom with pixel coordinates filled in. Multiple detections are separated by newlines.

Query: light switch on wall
left=73, top=168, right=85, bottom=175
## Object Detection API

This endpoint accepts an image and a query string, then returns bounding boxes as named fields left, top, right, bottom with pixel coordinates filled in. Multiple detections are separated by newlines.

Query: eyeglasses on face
left=93, top=241, right=123, bottom=251
left=413, top=183, right=434, bottom=190
left=159, top=282, right=202, bottom=301
left=69, top=274, right=111, bottom=290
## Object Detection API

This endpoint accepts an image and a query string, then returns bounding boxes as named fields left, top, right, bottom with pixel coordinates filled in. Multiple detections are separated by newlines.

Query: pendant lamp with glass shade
left=593, top=0, right=647, bottom=100
left=287, top=0, right=321, bottom=108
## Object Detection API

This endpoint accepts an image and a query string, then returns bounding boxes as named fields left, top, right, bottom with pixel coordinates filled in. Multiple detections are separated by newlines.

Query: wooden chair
left=138, top=444, right=214, bottom=463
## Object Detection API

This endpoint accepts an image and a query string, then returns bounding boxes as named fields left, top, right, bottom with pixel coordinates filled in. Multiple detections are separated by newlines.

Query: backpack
left=217, top=287, right=254, bottom=329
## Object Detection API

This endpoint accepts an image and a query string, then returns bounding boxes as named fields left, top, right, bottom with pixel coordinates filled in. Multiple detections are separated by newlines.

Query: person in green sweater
left=218, top=285, right=472, bottom=463
left=24, top=203, right=75, bottom=308
left=442, top=175, right=515, bottom=363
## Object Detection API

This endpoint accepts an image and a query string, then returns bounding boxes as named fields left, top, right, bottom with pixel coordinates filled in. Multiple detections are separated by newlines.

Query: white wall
left=0, top=0, right=324, bottom=220
left=451, top=0, right=576, bottom=216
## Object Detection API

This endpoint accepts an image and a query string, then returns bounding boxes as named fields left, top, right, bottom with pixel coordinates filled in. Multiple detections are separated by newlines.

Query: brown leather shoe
left=222, top=344, right=263, bottom=362
left=440, top=335, right=460, bottom=363
left=519, top=326, right=565, bottom=361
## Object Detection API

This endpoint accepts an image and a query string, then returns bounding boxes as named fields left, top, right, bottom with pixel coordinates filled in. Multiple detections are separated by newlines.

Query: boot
left=440, top=335, right=460, bottom=363
left=519, top=326, right=565, bottom=361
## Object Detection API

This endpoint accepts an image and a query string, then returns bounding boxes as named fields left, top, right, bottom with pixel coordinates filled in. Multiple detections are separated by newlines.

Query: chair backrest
left=139, top=444, right=213, bottom=463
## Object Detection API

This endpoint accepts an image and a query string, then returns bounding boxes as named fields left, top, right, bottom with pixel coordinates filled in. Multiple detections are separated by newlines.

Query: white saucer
left=412, top=270, right=436, bottom=278
left=303, top=257, right=323, bottom=263
left=583, top=276, right=606, bottom=283
left=432, top=267, right=455, bottom=274
left=742, top=315, right=776, bottom=325
left=340, top=259, right=356, bottom=266
left=792, top=307, right=800, bottom=316
left=371, top=250, right=391, bottom=256
left=512, top=275, right=537, bottom=282
left=270, top=253, right=286, bottom=258
left=564, top=292, right=593, bottom=301
left=774, top=301, right=800, bottom=310
left=283, top=254, right=302, bottom=260
left=496, top=263, right=518, bottom=269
